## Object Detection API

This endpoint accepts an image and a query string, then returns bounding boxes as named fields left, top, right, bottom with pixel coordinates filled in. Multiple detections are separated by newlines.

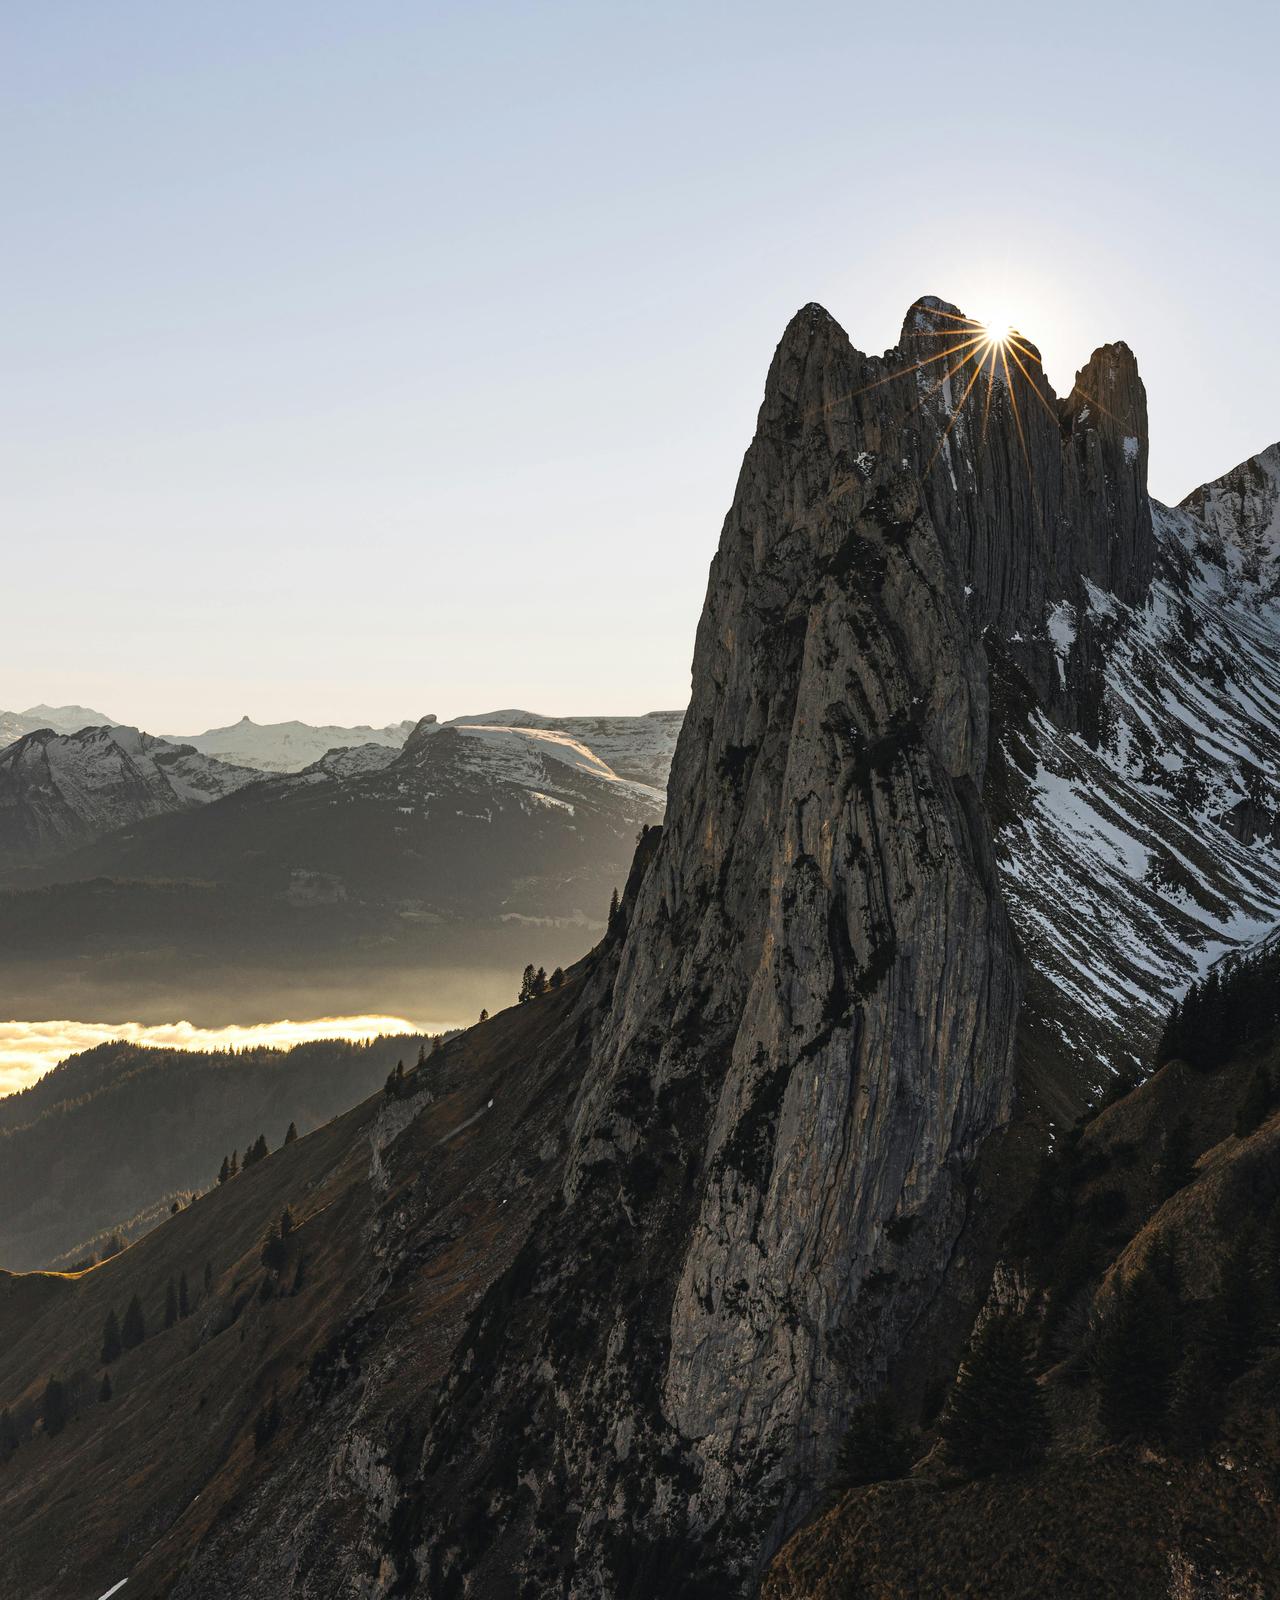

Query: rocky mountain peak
left=401, top=712, right=442, bottom=756
left=1178, top=438, right=1280, bottom=590
left=409, top=297, right=1028, bottom=1589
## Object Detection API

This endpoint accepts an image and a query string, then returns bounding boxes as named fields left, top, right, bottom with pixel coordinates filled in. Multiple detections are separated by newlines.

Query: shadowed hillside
left=766, top=939, right=1280, bottom=1598
left=0, top=1033, right=433, bottom=1271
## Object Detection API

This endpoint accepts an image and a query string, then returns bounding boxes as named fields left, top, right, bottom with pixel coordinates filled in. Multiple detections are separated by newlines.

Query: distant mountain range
left=0, top=703, right=114, bottom=746
left=0, top=725, right=259, bottom=866
left=0, top=712, right=673, bottom=1027
left=37, top=717, right=665, bottom=920
left=161, top=713, right=418, bottom=772
left=1, top=706, right=684, bottom=781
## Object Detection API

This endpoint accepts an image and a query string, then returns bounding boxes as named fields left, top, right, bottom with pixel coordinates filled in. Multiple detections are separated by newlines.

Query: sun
left=978, top=318, right=1014, bottom=349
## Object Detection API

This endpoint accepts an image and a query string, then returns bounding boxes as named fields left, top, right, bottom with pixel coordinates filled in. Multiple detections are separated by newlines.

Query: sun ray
left=979, top=341, right=1000, bottom=453
left=809, top=334, right=987, bottom=423
left=999, top=341, right=1044, bottom=529
left=914, top=304, right=988, bottom=329
left=1004, top=344, right=1062, bottom=427
left=1064, top=381, right=1126, bottom=428
left=907, top=340, right=991, bottom=419
left=926, top=356, right=988, bottom=473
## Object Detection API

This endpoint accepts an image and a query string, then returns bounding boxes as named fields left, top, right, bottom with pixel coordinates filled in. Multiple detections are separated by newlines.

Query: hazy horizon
left=7, top=1, right=1278, bottom=732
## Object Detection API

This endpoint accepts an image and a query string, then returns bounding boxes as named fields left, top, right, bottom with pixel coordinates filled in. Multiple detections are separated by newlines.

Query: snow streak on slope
left=441, top=725, right=663, bottom=802
left=443, top=709, right=684, bottom=788
left=996, top=497, right=1280, bottom=1080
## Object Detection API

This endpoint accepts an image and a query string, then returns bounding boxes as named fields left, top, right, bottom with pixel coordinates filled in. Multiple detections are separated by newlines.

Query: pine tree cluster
left=1157, top=947, right=1280, bottom=1070
left=939, top=1312, right=1048, bottom=1477
left=518, top=964, right=550, bottom=1002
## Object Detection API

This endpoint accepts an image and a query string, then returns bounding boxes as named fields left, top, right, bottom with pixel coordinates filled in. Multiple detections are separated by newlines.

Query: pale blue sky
left=5, top=1, right=1277, bottom=730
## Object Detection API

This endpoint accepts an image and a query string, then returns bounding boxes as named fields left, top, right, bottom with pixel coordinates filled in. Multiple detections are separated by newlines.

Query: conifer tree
left=1156, top=1115, right=1196, bottom=1201
left=1235, top=1064, right=1273, bottom=1138
left=479, top=1008, right=489, bottom=1023
left=549, top=967, right=565, bottom=990
left=1216, top=1221, right=1270, bottom=1380
left=99, top=1372, right=112, bottom=1404
left=229, top=1150, right=239, bottom=1177
left=939, top=1312, right=1048, bottom=1477
left=608, top=886, right=620, bottom=926
left=261, top=1225, right=286, bottom=1274
left=101, top=1308, right=122, bottom=1365
left=122, top=1293, right=146, bottom=1349
left=832, top=1396, right=916, bottom=1487
left=179, top=1271, right=190, bottom=1319
left=532, top=966, right=548, bottom=996
left=1168, top=1334, right=1226, bottom=1456
left=218, top=1154, right=230, bottom=1185
left=165, top=1278, right=178, bottom=1329
left=416, top=1042, right=426, bottom=1067
left=284, top=1120, right=298, bottom=1146
left=1156, top=998, right=1183, bottom=1065
left=518, top=964, right=536, bottom=1003
left=1093, top=1265, right=1178, bottom=1442
left=42, top=1377, right=68, bottom=1438
left=170, top=1200, right=181, bottom=1215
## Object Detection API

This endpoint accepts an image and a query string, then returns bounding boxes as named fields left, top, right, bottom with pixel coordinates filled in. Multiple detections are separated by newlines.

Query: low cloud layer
left=0, top=1014, right=426, bottom=1098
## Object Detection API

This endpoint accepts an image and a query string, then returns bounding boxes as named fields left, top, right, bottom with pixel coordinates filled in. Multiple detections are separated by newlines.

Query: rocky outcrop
left=395, top=301, right=1058, bottom=1594
left=1179, top=439, right=1280, bottom=593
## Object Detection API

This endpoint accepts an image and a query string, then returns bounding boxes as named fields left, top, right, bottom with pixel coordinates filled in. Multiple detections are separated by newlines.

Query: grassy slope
left=0, top=979, right=582, bottom=1600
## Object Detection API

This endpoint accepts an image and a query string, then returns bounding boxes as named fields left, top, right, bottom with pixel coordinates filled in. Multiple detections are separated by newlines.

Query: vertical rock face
left=897, top=299, right=1152, bottom=721
left=408, top=300, right=1142, bottom=1593
left=600, top=303, right=1018, bottom=1537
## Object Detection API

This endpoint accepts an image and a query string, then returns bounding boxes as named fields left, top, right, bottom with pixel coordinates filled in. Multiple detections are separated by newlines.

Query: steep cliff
left=390, top=300, right=1026, bottom=1594
left=6, top=298, right=1278, bottom=1600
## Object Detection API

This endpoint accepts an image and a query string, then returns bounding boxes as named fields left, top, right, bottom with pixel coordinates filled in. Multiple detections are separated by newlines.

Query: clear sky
left=5, top=1, right=1277, bottom=731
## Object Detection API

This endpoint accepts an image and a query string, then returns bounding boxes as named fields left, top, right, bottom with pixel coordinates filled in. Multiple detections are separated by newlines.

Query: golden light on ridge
left=803, top=299, right=1112, bottom=534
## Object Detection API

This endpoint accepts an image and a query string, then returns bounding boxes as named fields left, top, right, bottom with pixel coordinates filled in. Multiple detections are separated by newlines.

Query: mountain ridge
left=0, top=298, right=1278, bottom=1599
left=0, top=725, right=260, bottom=866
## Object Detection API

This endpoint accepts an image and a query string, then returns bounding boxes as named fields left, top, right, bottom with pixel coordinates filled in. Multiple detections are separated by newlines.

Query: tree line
left=216, top=1120, right=298, bottom=1186
left=1157, top=944, right=1280, bottom=1070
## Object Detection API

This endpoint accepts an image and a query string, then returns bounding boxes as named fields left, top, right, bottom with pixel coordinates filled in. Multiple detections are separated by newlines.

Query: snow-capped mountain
left=991, top=447, right=1280, bottom=1094
left=163, top=714, right=418, bottom=773
left=157, top=709, right=687, bottom=785
left=34, top=718, right=663, bottom=927
left=0, top=725, right=260, bottom=866
left=0, top=703, right=114, bottom=748
left=1179, top=439, right=1280, bottom=594
left=440, top=709, right=684, bottom=787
